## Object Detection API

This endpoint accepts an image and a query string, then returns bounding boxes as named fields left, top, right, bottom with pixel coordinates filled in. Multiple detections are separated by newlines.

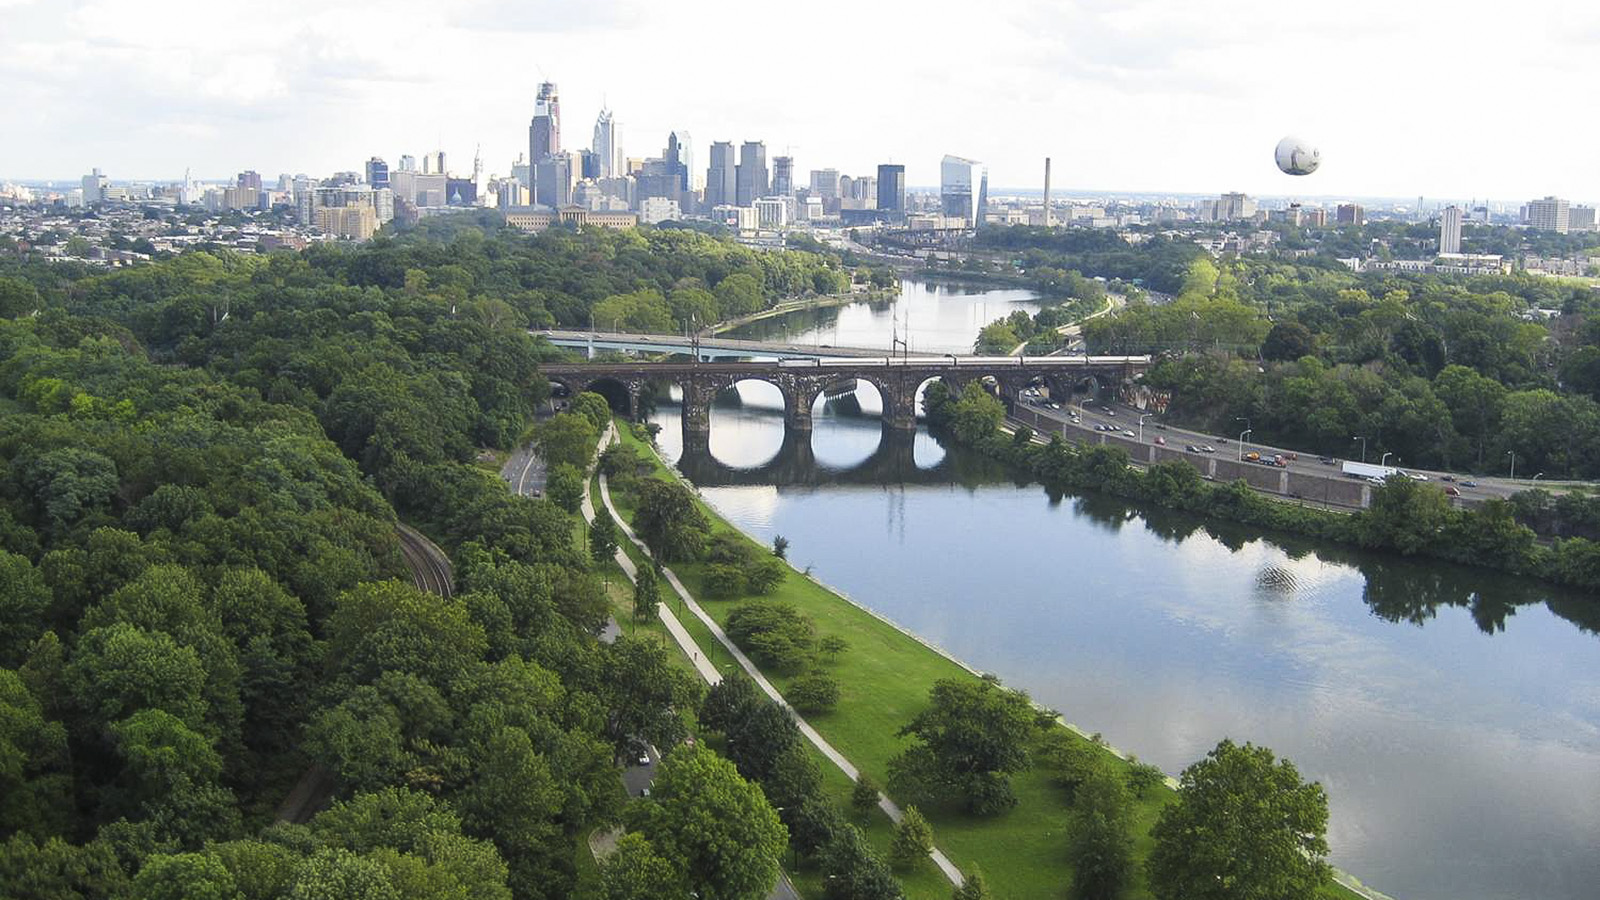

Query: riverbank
left=708, top=289, right=896, bottom=335
left=610, top=421, right=1372, bottom=900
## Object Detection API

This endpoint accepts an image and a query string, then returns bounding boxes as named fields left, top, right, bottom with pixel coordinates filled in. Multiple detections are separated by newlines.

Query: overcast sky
left=4, top=0, right=1597, bottom=202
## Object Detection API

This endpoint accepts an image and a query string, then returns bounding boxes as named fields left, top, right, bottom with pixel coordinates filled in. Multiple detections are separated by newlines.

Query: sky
left=3, top=0, right=1598, bottom=202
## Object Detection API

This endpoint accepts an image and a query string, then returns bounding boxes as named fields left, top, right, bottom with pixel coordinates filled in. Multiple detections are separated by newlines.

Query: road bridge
left=541, top=355, right=1151, bottom=441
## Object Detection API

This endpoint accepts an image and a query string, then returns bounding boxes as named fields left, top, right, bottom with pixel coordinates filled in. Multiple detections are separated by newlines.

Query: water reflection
left=640, top=281, right=1600, bottom=900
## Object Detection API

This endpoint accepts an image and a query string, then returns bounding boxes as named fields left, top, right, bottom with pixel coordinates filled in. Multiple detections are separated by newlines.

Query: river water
left=651, top=280, right=1600, bottom=900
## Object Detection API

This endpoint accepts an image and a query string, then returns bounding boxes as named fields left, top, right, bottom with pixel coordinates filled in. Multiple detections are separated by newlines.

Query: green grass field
left=605, top=420, right=1368, bottom=900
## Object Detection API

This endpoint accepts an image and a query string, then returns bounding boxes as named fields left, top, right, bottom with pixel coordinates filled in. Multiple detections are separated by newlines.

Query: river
left=648, top=279, right=1600, bottom=900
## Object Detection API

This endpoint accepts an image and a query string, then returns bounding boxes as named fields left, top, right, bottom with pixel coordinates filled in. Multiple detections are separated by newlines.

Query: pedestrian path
left=593, top=424, right=965, bottom=887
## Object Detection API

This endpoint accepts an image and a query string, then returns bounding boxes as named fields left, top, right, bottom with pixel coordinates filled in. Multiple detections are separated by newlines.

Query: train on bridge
left=773, top=355, right=1151, bottom=369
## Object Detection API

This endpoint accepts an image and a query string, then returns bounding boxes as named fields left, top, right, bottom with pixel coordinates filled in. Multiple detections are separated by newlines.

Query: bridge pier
left=880, top=376, right=919, bottom=430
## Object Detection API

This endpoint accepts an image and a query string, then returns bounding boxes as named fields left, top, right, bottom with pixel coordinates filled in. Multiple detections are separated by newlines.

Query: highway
left=1028, top=394, right=1544, bottom=504
left=501, top=442, right=547, bottom=498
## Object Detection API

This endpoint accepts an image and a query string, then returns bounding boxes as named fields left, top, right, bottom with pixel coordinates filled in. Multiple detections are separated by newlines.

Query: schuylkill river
left=647, top=279, right=1600, bottom=900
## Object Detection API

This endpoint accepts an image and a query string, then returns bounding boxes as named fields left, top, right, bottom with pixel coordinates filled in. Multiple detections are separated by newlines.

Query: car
left=638, top=751, right=650, bottom=765
left=1367, top=476, right=1385, bottom=485
left=1409, top=473, right=1428, bottom=482
left=1048, top=401, right=1061, bottom=409
left=1156, top=424, right=1168, bottom=430
left=1154, top=436, right=1166, bottom=445
left=1318, top=456, right=1336, bottom=465
left=1442, top=475, right=1456, bottom=482
left=1200, top=445, right=1216, bottom=454
left=1122, top=429, right=1135, bottom=437
left=1185, top=444, right=1200, bottom=452
left=640, top=787, right=651, bottom=798
left=1444, top=486, right=1461, bottom=496
left=1461, top=480, right=1479, bottom=488
left=1104, top=409, right=1115, bottom=417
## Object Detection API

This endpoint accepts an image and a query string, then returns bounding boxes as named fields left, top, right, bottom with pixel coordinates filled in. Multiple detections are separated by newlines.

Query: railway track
left=395, top=522, right=453, bottom=598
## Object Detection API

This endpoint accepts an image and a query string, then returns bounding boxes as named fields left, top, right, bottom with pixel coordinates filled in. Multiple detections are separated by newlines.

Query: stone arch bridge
left=541, top=356, right=1151, bottom=438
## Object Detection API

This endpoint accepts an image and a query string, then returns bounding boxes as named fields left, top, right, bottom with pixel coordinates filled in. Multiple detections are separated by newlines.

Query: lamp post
left=1381, top=451, right=1394, bottom=468
left=1139, top=412, right=1151, bottom=443
left=1508, top=450, right=1516, bottom=481
left=1352, top=435, right=1367, bottom=463
left=1238, top=428, right=1252, bottom=461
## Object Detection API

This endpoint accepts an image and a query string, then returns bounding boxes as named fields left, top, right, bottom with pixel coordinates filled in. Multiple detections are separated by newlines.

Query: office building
left=534, top=153, right=573, bottom=209
left=365, top=157, right=389, bottom=190
left=1336, top=203, right=1364, bottom=226
left=236, top=170, right=262, bottom=192
left=1527, top=196, right=1570, bottom=233
left=1439, top=205, right=1463, bottom=254
left=706, top=141, right=737, bottom=208
left=397, top=155, right=416, bottom=173
left=772, top=156, right=794, bottom=196
left=1212, top=191, right=1257, bottom=221
left=592, top=108, right=618, bottom=179
left=736, top=141, right=767, bottom=207
left=810, top=168, right=840, bottom=200
left=670, top=130, right=693, bottom=192
left=666, top=132, right=691, bottom=193
left=876, top=164, right=906, bottom=219
left=940, top=155, right=980, bottom=226
left=1570, top=206, right=1597, bottom=232
left=422, top=151, right=446, bottom=176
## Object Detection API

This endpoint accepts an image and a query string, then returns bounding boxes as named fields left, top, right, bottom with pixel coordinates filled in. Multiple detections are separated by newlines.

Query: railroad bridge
left=541, top=355, right=1151, bottom=438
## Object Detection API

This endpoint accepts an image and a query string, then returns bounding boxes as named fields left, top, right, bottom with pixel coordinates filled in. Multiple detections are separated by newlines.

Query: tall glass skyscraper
left=530, top=82, right=562, bottom=206
left=736, top=141, right=767, bottom=207
left=876, top=164, right=905, bottom=219
left=940, top=154, right=980, bottom=226
left=592, top=108, right=617, bottom=179
left=706, top=142, right=737, bottom=208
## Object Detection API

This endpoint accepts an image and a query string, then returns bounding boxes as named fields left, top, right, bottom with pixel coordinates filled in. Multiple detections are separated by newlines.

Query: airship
left=1274, top=136, right=1320, bottom=176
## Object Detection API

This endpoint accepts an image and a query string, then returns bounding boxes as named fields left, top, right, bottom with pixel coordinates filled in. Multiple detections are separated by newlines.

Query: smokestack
left=1043, top=157, right=1052, bottom=227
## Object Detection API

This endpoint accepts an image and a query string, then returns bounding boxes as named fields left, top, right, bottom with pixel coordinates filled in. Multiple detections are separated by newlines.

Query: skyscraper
left=81, top=168, right=107, bottom=205
left=668, top=131, right=693, bottom=193
left=530, top=82, right=563, bottom=206
left=592, top=108, right=617, bottom=179
left=706, top=142, right=736, bottom=208
left=736, top=141, right=767, bottom=207
left=365, top=157, right=389, bottom=190
left=772, top=156, right=794, bottom=196
left=876, top=164, right=905, bottom=219
left=1439, top=205, right=1463, bottom=254
left=940, top=155, right=980, bottom=225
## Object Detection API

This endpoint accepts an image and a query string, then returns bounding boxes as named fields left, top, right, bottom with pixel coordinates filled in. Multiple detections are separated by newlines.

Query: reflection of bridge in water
left=677, top=421, right=958, bottom=487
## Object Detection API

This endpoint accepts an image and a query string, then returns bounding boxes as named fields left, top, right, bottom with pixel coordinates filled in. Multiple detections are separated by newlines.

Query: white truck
left=1342, top=461, right=1399, bottom=481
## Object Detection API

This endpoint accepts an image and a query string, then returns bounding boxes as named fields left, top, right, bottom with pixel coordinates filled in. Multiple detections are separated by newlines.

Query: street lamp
left=1352, top=435, right=1367, bottom=464
left=1238, top=428, right=1252, bottom=461
left=1380, top=451, right=1394, bottom=468
left=1139, top=412, right=1151, bottom=443
left=1507, top=450, right=1517, bottom=481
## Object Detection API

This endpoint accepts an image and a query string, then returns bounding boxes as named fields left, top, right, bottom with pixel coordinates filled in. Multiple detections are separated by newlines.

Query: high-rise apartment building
left=876, top=164, right=906, bottom=219
left=706, top=142, right=737, bottom=208
left=365, top=157, right=389, bottom=190
left=81, top=168, right=108, bottom=205
left=772, top=156, right=794, bottom=196
left=940, top=155, right=981, bottom=226
left=1213, top=191, right=1257, bottom=221
left=736, top=141, right=767, bottom=207
left=1528, top=196, right=1571, bottom=233
left=592, top=108, right=617, bottom=179
left=1335, top=203, right=1364, bottom=226
left=236, top=170, right=262, bottom=192
left=1439, top=205, right=1463, bottom=254
left=1570, top=206, right=1597, bottom=232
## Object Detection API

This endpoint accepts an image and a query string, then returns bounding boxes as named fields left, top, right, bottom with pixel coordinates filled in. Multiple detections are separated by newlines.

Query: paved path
left=593, top=425, right=965, bottom=887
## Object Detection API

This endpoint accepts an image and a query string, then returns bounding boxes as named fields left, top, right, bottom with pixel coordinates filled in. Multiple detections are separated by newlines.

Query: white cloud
left=1, top=0, right=1596, bottom=202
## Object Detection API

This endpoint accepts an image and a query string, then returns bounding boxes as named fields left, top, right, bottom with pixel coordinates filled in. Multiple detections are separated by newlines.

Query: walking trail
left=590, top=423, right=965, bottom=886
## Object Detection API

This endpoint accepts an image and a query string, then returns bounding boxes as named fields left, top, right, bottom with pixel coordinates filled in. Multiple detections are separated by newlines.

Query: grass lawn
left=607, top=420, right=1368, bottom=900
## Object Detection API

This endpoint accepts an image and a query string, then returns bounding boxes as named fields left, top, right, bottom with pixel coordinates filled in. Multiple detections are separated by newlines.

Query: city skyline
left=4, top=0, right=1599, bottom=200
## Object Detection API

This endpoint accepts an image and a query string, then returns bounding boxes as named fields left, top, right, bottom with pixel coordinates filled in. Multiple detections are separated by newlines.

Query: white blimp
left=1274, top=136, right=1320, bottom=176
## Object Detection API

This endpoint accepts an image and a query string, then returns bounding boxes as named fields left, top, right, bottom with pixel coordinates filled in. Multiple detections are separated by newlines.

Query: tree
left=590, top=508, right=619, bottom=565
left=568, top=392, right=614, bottom=432
left=949, top=383, right=1006, bottom=445
left=1260, top=321, right=1315, bottom=361
left=724, top=603, right=815, bottom=673
left=632, top=566, right=660, bottom=623
left=952, top=868, right=992, bottom=900
left=23, top=447, right=119, bottom=532
left=818, top=635, right=849, bottom=660
left=601, top=636, right=697, bottom=757
left=130, top=852, right=243, bottom=900
left=598, top=833, right=683, bottom=900
left=1125, top=758, right=1166, bottom=798
left=889, top=806, right=933, bottom=870
left=888, top=678, right=1035, bottom=815
left=1066, top=766, right=1134, bottom=900
left=545, top=464, right=584, bottom=514
left=772, top=535, right=789, bottom=560
left=815, top=824, right=903, bottom=900
left=286, top=848, right=400, bottom=900
left=534, top=413, right=598, bottom=471
left=1148, top=739, right=1332, bottom=900
left=787, top=669, right=840, bottom=713
left=632, top=480, right=709, bottom=562
left=850, top=775, right=880, bottom=819
left=713, top=273, right=764, bottom=317
left=628, top=745, right=786, bottom=900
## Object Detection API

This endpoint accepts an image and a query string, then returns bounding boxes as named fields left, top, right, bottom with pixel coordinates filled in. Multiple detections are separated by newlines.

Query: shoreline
left=618, top=422, right=1380, bottom=900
